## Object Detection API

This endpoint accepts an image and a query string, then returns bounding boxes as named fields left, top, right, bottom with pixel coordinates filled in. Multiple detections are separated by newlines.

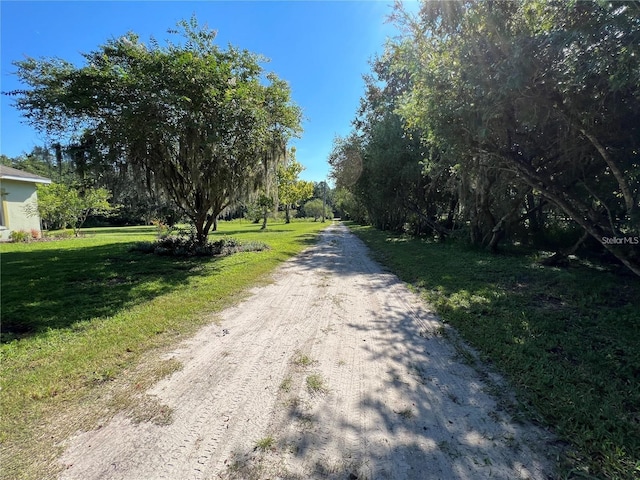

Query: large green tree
left=303, top=198, right=330, bottom=222
left=389, top=0, right=640, bottom=275
left=330, top=55, right=437, bottom=236
left=30, top=183, right=113, bottom=234
left=0, top=146, right=72, bottom=183
left=9, top=18, right=301, bottom=244
left=277, top=148, right=314, bottom=223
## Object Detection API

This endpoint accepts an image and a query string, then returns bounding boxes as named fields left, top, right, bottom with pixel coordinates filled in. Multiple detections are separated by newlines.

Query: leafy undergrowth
left=0, top=220, right=327, bottom=480
left=348, top=223, right=640, bottom=480
left=131, top=234, right=269, bottom=257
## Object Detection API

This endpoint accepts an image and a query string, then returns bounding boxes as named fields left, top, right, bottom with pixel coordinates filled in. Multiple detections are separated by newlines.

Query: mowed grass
left=347, top=223, right=640, bottom=479
left=0, top=219, right=328, bottom=480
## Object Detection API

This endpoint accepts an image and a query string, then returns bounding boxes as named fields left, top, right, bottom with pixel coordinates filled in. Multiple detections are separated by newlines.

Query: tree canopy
left=331, top=0, right=640, bottom=277
left=9, top=18, right=301, bottom=243
left=277, top=148, right=314, bottom=223
left=29, top=183, right=112, bottom=234
left=303, top=198, right=330, bottom=222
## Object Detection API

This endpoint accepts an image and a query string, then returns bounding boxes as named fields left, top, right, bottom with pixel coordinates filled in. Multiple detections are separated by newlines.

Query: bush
left=151, top=219, right=172, bottom=239
left=9, top=230, right=31, bottom=243
left=49, top=230, right=74, bottom=239
left=130, top=241, right=156, bottom=253
left=216, top=237, right=269, bottom=255
left=303, top=198, right=331, bottom=221
left=130, top=234, right=269, bottom=257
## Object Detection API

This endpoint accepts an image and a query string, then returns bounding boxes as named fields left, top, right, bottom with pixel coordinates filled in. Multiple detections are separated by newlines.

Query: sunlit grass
left=347, top=222, right=640, bottom=479
left=0, top=219, right=328, bottom=480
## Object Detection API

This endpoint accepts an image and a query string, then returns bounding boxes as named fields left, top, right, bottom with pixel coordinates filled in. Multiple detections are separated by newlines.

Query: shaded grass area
left=2, top=242, right=210, bottom=340
left=347, top=223, right=640, bottom=479
left=0, top=220, right=327, bottom=480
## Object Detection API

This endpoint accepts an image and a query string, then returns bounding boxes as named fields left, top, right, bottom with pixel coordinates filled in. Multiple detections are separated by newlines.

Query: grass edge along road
left=0, top=220, right=328, bottom=480
left=347, top=222, right=640, bottom=480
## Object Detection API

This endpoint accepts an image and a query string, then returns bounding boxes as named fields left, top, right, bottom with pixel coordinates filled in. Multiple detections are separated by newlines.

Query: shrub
left=130, top=241, right=156, bottom=254
left=151, top=219, right=172, bottom=239
left=51, top=230, right=74, bottom=239
left=130, top=234, right=269, bottom=257
left=244, top=202, right=265, bottom=224
left=9, top=230, right=31, bottom=243
left=303, top=199, right=330, bottom=221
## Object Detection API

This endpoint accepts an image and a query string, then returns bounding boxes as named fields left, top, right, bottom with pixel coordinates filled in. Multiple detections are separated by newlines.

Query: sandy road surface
left=59, top=223, right=557, bottom=480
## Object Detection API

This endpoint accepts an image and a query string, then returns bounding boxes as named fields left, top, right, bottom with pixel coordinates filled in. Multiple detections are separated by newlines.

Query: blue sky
left=1, top=1, right=414, bottom=183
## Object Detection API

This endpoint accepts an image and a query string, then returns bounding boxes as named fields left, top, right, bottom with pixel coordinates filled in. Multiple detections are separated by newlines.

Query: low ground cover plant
left=8, top=230, right=29, bottom=242
left=347, top=222, right=640, bottom=479
left=8, top=230, right=35, bottom=243
left=132, top=232, right=269, bottom=257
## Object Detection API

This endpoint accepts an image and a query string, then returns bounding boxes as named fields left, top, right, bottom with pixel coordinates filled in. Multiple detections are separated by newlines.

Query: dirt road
left=59, top=223, right=557, bottom=479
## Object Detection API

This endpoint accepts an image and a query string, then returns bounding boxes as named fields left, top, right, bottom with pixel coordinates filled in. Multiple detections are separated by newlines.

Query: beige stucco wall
left=0, top=179, right=42, bottom=240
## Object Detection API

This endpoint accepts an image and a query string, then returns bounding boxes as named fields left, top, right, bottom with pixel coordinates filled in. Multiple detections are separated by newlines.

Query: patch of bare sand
left=59, top=223, right=558, bottom=480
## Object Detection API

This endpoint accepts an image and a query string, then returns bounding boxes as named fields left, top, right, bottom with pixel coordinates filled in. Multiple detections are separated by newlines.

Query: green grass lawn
left=0, top=219, right=328, bottom=480
left=347, top=223, right=640, bottom=480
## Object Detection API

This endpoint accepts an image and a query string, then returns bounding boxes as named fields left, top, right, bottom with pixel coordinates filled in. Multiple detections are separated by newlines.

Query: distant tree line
left=330, top=0, right=639, bottom=277
left=1, top=145, right=325, bottom=229
left=1, top=145, right=178, bottom=228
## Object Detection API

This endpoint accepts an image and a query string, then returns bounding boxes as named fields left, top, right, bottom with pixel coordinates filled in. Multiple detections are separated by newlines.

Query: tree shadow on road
left=219, top=223, right=560, bottom=479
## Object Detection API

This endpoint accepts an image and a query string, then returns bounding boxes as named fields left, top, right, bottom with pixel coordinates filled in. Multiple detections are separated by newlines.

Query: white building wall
left=0, top=179, right=42, bottom=240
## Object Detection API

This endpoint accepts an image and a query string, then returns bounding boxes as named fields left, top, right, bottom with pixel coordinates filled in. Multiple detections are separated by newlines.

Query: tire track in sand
left=59, top=223, right=559, bottom=480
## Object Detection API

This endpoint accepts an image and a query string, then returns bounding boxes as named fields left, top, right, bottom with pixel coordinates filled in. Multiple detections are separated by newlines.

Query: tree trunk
left=524, top=193, right=545, bottom=235
left=194, top=219, right=207, bottom=246
left=444, top=197, right=457, bottom=230
left=194, top=212, right=216, bottom=246
left=54, top=143, right=63, bottom=179
left=285, top=204, right=291, bottom=224
left=578, top=126, right=635, bottom=217
left=404, top=200, right=451, bottom=241
left=487, top=221, right=505, bottom=253
left=511, top=156, right=640, bottom=278
left=541, top=230, right=589, bottom=267
left=487, top=191, right=528, bottom=253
